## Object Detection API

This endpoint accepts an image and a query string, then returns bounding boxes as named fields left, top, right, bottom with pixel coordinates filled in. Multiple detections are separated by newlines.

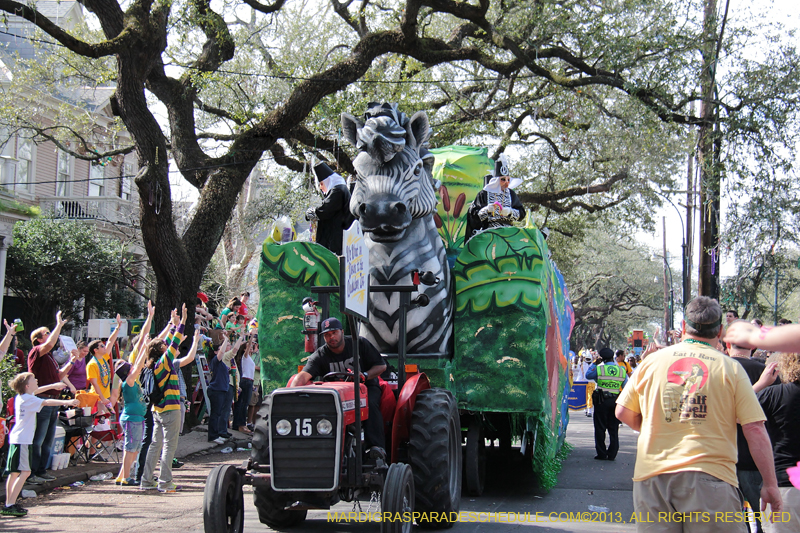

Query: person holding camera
left=233, top=336, right=256, bottom=435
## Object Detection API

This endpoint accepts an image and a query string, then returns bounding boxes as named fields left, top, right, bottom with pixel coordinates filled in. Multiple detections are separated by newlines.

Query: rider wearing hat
left=465, top=154, right=526, bottom=242
left=305, top=162, right=352, bottom=255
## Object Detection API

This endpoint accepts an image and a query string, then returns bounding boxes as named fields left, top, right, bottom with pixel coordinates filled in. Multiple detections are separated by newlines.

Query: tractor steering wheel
left=321, top=372, right=364, bottom=383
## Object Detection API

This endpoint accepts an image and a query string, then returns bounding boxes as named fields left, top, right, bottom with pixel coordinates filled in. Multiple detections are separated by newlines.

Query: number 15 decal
left=295, top=418, right=312, bottom=436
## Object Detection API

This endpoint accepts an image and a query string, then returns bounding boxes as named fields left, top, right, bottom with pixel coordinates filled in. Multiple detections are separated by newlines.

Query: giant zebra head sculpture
left=341, top=103, right=452, bottom=355
left=342, top=103, right=439, bottom=242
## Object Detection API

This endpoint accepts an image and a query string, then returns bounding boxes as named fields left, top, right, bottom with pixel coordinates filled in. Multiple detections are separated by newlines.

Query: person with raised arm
left=3, top=373, right=79, bottom=517
left=86, top=313, right=124, bottom=415
left=26, top=310, right=70, bottom=484
left=616, top=297, right=783, bottom=530
left=724, top=321, right=800, bottom=353
left=112, top=301, right=155, bottom=486
left=139, top=304, right=195, bottom=493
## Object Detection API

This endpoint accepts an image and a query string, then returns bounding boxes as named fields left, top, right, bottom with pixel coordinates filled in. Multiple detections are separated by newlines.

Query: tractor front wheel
left=381, top=463, right=415, bottom=533
left=408, top=388, right=461, bottom=529
left=203, top=464, right=244, bottom=533
left=250, top=403, right=307, bottom=528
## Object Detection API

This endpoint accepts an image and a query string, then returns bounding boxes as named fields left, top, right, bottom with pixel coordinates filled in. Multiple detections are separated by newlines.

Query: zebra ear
left=407, top=111, right=431, bottom=150
left=341, top=113, right=363, bottom=148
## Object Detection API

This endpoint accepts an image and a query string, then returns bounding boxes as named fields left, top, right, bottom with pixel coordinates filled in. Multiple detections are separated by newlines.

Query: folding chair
left=89, top=417, right=121, bottom=463
left=59, top=411, right=94, bottom=465
left=61, top=392, right=101, bottom=465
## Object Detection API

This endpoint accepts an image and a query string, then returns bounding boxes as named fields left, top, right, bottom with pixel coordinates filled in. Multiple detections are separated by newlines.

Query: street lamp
left=663, top=256, right=674, bottom=333
left=654, top=253, right=675, bottom=336
left=655, top=190, right=689, bottom=314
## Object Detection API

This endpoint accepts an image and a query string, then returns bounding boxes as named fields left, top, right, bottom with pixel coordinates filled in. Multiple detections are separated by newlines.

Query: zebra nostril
left=392, top=202, right=407, bottom=215
left=358, top=203, right=368, bottom=216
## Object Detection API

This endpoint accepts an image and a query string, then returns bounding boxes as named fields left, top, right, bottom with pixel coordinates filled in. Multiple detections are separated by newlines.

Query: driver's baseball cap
left=320, top=317, right=343, bottom=334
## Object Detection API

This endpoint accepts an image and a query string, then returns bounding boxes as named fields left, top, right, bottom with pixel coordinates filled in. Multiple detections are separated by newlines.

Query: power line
left=167, top=61, right=527, bottom=85
left=0, top=29, right=526, bottom=86
left=0, top=28, right=60, bottom=47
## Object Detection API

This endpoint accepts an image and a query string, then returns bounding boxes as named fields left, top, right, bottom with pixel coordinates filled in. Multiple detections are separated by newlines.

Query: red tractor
left=203, top=275, right=462, bottom=533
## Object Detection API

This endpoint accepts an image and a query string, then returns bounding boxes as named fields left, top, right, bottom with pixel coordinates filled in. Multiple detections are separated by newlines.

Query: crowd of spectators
left=1, top=289, right=262, bottom=518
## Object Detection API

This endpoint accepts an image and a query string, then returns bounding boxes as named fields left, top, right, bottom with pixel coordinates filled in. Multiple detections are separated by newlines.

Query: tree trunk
left=697, top=0, right=721, bottom=300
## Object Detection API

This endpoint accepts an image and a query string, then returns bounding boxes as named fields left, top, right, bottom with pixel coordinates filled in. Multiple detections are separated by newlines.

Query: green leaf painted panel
left=261, top=239, right=340, bottom=287
left=453, top=225, right=549, bottom=315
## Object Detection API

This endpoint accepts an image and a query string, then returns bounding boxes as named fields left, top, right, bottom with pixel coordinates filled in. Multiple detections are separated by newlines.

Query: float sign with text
left=343, top=221, right=369, bottom=321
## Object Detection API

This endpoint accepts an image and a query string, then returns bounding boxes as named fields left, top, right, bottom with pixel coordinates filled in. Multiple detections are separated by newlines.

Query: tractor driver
left=290, top=317, right=387, bottom=455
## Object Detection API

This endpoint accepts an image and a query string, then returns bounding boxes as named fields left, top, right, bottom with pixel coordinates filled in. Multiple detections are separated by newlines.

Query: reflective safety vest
left=597, top=364, right=626, bottom=394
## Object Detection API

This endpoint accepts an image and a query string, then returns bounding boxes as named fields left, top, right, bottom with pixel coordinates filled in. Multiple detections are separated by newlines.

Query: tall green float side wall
left=256, top=239, right=343, bottom=394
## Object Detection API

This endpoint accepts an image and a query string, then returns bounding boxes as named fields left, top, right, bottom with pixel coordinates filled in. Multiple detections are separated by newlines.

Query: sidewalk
left=0, top=425, right=252, bottom=500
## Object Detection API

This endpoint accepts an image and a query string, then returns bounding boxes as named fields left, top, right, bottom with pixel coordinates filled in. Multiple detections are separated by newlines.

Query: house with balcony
left=0, top=1, right=143, bottom=324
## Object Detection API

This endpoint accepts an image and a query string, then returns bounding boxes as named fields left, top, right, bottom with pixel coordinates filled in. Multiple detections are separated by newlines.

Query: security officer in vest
left=586, top=347, right=628, bottom=461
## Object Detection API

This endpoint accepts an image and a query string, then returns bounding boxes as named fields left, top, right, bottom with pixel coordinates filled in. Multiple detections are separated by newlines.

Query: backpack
left=140, top=367, right=164, bottom=407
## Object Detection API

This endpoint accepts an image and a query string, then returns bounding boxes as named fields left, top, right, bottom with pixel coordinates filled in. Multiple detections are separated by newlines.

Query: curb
left=1, top=435, right=251, bottom=500
left=1, top=462, right=120, bottom=499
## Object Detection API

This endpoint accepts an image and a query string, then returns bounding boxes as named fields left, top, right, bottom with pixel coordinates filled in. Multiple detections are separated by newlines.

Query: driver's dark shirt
left=302, top=336, right=384, bottom=385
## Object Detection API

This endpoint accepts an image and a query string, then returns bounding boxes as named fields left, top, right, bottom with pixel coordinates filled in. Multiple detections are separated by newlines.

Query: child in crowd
left=113, top=302, right=154, bottom=486
left=224, top=314, right=247, bottom=341
left=3, top=373, right=79, bottom=517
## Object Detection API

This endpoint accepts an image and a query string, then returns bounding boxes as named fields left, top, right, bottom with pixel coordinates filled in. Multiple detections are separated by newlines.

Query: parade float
left=254, top=104, right=574, bottom=497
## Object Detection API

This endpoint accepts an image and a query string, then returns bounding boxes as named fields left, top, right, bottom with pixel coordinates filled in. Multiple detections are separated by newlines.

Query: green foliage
left=0, top=21, right=127, bottom=154
left=431, top=146, right=490, bottom=256
left=261, top=240, right=340, bottom=287
left=6, top=217, right=143, bottom=327
left=1, top=0, right=798, bottom=388
left=562, top=227, right=665, bottom=350
left=0, top=353, right=20, bottom=417
left=719, top=250, right=800, bottom=324
left=451, top=310, right=548, bottom=412
left=450, top=222, right=572, bottom=485
left=0, top=197, right=40, bottom=217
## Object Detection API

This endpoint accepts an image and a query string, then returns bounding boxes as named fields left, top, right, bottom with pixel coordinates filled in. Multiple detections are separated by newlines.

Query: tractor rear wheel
left=464, top=418, right=486, bottom=496
left=381, top=463, right=415, bottom=533
left=408, top=388, right=461, bottom=529
left=250, top=403, right=269, bottom=465
left=253, top=486, right=307, bottom=529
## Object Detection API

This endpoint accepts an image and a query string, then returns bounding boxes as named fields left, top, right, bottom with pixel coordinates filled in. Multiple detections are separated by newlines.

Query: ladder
left=191, top=353, right=212, bottom=419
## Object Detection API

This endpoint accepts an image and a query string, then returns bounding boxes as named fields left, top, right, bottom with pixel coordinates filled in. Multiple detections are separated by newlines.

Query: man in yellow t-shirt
left=616, top=296, right=783, bottom=532
left=86, top=315, right=123, bottom=414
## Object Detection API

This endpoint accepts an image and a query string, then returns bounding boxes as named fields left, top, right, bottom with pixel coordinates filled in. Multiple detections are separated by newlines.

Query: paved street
left=4, top=414, right=641, bottom=532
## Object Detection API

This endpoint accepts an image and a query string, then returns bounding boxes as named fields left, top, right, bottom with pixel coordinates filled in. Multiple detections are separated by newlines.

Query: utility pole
left=663, top=217, right=671, bottom=334
left=686, top=101, right=695, bottom=308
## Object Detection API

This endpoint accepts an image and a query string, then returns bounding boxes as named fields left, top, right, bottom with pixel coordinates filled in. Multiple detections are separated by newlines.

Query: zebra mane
left=343, top=103, right=432, bottom=164
left=359, top=116, right=407, bottom=163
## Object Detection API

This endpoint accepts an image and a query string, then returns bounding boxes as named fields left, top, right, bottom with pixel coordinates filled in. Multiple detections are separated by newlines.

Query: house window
left=15, top=137, right=33, bottom=192
left=121, top=162, right=134, bottom=201
left=88, top=163, right=105, bottom=196
left=0, top=129, right=14, bottom=188
left=0, top=132, right=33, bottom=193
left=56, top=150, right=72, bottom=196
